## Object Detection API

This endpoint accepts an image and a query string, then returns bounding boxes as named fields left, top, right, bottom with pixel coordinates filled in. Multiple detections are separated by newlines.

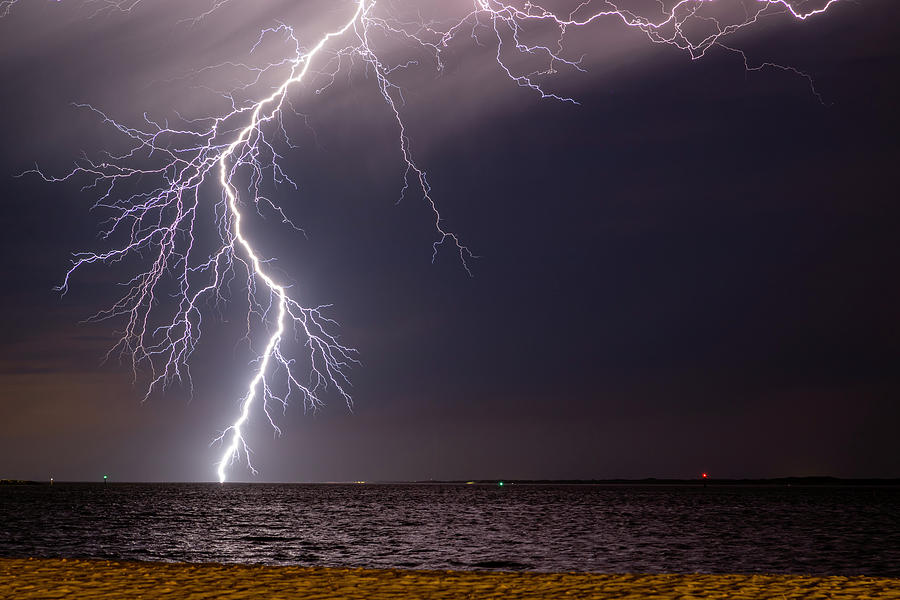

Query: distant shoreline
left=408, top=476, right=900, bottom=486
left=2, top=558, right=898, bottom=600
left=3, top=476, right=899, bottom=485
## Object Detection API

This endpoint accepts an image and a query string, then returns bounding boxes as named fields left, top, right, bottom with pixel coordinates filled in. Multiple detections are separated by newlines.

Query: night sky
left=1, top=0, right=898, bottom=482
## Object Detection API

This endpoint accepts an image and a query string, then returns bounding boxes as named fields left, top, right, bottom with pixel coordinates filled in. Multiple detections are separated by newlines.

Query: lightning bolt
left=211, top=4, right=369, bottom=483
left=0, top=0, right=18, bottom=18
left=15, top=0, right=841, bottom=482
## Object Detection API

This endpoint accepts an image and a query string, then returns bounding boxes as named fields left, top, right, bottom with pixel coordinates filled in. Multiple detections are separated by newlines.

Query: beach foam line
left=1, top=558, right=897, bottom=599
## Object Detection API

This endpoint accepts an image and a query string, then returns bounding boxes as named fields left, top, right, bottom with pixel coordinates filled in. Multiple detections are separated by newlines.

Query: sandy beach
left=0, top=558, right=897, bottom=599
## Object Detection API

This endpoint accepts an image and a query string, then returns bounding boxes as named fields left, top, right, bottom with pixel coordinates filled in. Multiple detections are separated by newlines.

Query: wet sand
left=1, top=558, right=898, bottom=599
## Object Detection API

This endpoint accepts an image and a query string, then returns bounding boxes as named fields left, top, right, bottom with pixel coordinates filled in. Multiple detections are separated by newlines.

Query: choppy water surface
left=1, top=483, right=897, bottom=575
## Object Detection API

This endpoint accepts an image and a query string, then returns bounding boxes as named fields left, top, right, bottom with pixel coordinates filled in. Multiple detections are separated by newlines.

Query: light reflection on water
left=1, top=483, right=897, bottom=575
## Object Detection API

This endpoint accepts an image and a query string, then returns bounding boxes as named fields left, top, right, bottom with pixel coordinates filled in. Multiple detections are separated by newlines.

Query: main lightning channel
left=13, top=0, right=844, bottom=484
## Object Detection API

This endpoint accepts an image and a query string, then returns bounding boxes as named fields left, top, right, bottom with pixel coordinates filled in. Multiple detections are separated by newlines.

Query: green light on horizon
left=103, top=475, right=108, bottom=480
left=498, top=481, right=504, bottom=487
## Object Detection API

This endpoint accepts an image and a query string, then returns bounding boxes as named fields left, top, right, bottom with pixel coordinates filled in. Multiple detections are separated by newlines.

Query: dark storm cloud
left=0, top=0, right=898, bottom=481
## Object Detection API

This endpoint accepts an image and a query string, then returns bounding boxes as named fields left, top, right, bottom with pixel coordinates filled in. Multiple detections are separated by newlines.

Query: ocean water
left=0, top=483, right=897, bottom=575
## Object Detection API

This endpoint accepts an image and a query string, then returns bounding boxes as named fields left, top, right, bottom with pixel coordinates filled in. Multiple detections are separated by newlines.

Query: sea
left=1, top=483, right=897, bottom=575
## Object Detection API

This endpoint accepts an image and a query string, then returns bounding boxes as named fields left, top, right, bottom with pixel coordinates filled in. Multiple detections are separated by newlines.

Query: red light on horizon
left=701, top=472, right=709, bottom=479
